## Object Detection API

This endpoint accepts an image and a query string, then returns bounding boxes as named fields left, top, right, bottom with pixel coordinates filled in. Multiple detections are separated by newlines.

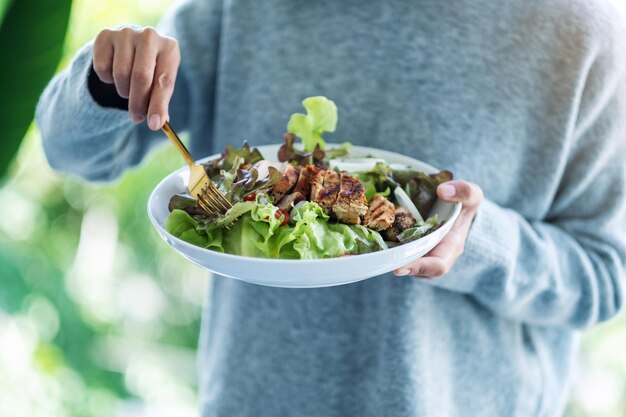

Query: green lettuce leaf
left=289, top=202, right=387, bottom=259
left=165, top=200, right=387, bottom=259
left=354, top=162, right=397, bottom=202
left=397, top=215, right=441, bottom=243
left=216, top=156, right=244, bottom=196
left=323, top=142, right=351, bottom=159
left=166, top=198, right=297, bottom=258
left=165, top=209, right=223, bottom=251
left=212, top=201, right=256, bottom=227
left=287, top=96, right=337, bottom=151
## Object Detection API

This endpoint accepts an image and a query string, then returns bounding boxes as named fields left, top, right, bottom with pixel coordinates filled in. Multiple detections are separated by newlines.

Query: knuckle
left=156, top=72, right=174, bottom=89
left=95, top=29, right=111, bottom=45
left=465, top=182, right=484, bottom=208
left=112, top=65, right=129, bottom=82
left=141, top=26, right=158, bottom=40
left=165, top=38, right=180, bottom=54
left=132, top=69, right=153, bottom=85
left=119, top=26, right=135, bottom=37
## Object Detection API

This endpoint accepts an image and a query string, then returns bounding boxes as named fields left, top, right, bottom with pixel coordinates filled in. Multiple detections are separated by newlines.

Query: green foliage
left=0, top=0, right=14, bottom=25
left=0, top=0, right=72, bottom=176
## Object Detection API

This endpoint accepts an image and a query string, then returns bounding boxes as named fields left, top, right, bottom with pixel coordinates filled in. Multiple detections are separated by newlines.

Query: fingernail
left=149, top=114, right=161, bottom=130
left=439, top=184, right=456, bottom=198
left=131, top=114, right=144, bottom=123
left=394, top=268, right=410, bottom=276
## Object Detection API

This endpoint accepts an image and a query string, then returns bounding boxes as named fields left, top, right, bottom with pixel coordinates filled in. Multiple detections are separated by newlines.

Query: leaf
left=277, top=132, right=325, bottom=166
left=0, top=0, right=72, bottom=176
left=289, top=201, right=386, bottom=258
left=165, top=200, right=387, bottom=258
left=287, top=96, right=337, bottom=151
left=398, top=170, right=453, bottom=218
left=168, top=194, right=215, bottom=218
left=0, top=0, right=14, bottom=26
left=228, top=165, right=282, bottom=202
left=202, top=141, right=264, bottom=177
left=353, top=162, right=397, bottom=201
left=323, top=142, right=351, bottom=159
left=397, top=215, right=441, bottom=243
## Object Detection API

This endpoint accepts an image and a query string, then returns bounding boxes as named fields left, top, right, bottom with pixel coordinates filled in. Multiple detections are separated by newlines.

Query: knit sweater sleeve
left=35, top=2, right=196, bottom=182
left=425, top=15, right=626, bottom=330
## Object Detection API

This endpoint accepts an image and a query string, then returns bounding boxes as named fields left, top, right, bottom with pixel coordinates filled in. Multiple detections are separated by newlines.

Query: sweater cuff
left=87, top=64, right=129, bottom=110
left=422, top=198, right=517, bottom=293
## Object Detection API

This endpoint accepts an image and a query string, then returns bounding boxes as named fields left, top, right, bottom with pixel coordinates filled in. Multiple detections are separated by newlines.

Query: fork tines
left=197, top=184, right=232, bottom=215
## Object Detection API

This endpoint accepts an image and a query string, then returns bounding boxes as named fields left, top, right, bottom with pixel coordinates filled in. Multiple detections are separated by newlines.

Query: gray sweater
left=37, top=1, right=626, bottom=416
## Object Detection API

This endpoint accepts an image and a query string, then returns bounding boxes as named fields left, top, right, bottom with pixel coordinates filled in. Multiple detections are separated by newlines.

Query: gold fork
left=162, top=121, right=232, bottom=215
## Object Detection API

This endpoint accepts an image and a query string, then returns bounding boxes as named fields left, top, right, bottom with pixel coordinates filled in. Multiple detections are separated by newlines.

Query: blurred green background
left=1, top=1, right=625, bottom=416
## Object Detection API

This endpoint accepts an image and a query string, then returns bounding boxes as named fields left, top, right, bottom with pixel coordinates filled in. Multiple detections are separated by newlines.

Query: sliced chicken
left=270, top=164, right=301, bottom=202
left=310, top=169, right=341, bottom=213
left=332, top=173, right=368, bottom=224
left=364, top=195, right=395, bottom=231
left=293, top=165, right=313, bottom=199
left=383, top=205, right=417, bottom=241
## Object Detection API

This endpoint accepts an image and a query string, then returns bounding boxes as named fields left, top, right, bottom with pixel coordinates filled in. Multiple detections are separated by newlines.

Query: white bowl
left=147, top=144, right=461, bottom=288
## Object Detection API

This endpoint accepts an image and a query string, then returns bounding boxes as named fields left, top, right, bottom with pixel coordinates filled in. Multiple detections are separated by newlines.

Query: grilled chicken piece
left=277, top=191, right=305, bottom=211
left=270, top=164, right=301, bottom=202
left=383, top=206, right=417, bottom=241
left=332, top=173, right=368, bottom=224
left=293, top=165, right=313, bottom=199
left=310, top=169, right=341, bottom=213
left=364, top=195, right=395, bottom=230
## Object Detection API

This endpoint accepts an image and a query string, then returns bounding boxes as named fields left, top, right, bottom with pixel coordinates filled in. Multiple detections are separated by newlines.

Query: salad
left=165, top=96, right=452, bottom=259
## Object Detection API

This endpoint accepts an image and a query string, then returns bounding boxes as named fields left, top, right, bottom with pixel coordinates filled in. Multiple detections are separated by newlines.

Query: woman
left=37, top=1, right=626, bottom=416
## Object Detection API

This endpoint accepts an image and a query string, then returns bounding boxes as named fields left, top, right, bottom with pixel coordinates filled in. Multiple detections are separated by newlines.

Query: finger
left=395, top=256, right=449, bottom=278
left=93, top=30, right=114, bottom=83
left=427, top=228, right=463, bottom=259
left=437, top=180, right=483, bottom=208
left=146, top=38, right=180, bottom=131
left=394, top=232, right=460, bottom=278
left=128, top=30, right=159, bottom=123
left=111, top=27, right=136, bottom=100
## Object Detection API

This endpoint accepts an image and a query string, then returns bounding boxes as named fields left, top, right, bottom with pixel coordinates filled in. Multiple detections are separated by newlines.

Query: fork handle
left=162, top=121, right=195, bottom=166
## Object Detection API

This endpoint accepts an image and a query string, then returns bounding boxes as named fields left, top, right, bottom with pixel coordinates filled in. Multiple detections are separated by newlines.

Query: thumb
left=437, top=180, right=483, bottom=208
